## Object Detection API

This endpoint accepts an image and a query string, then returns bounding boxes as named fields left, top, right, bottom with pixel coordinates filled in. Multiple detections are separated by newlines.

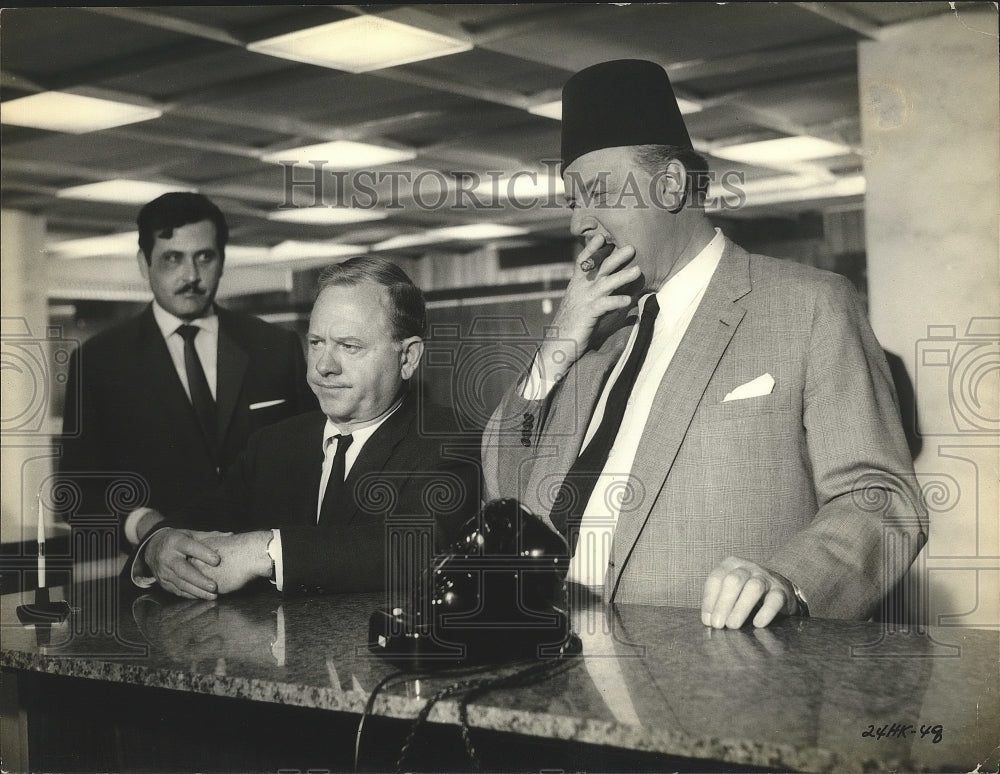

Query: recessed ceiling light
left=268, top=207, right=388, bottom=225
left=260, top=140, right=417, bottom=170
left=527, top=100, right=563, bottom=121
left=247, top=13, right=472, bottom=73
left=528, top=97, right=700, bottom=121
left=48, top=232, right=138, bottom=259
left=224, top=245, right=273, bottom=265
left=676, top=98, right=703, bottom=115
left=711, top=136, right=852, bottom=166
left=472, top=174, right=564, bottom=202
left=433, top=224, right=527, bottom=240
left=57, top=179, right=193, bottom=205
left=1, top=92, right=162, bottom=134
left=372, top=223, right=527, bottom=251
left=269, top=241, right=368, bottom=261
left=708, top=173, right=865, bottom=208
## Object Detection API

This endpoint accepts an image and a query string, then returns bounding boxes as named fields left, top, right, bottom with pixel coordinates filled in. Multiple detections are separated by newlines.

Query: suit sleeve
left=765, top=275, right=927, bottom=619
left=481, top=379, right=552, bottom=503
left=279, top=453, right=482, bottom=595
left=57, top=347, right=113, bottom=524
left=168, top=438, right=259, bottom=532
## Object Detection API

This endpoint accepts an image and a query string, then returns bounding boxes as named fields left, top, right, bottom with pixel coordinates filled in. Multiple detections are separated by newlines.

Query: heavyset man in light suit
left=482, top=60, right=926, bottom=628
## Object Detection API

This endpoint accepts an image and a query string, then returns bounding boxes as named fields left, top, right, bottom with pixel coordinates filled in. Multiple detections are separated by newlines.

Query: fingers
left=577, top=233, right=606, bottom=272
left=175, top=532, right=222, bottom=567
left=158, top=559, right=219, bottom=600
left=701, top=556, right=794, bottom=629
left=752, top=588, right=789, bottom=628
left=147, top=529, right=220, bottom=599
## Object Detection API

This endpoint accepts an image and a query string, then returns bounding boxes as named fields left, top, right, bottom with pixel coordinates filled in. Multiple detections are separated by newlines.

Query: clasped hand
left=145, top=527, right=271, bottom=599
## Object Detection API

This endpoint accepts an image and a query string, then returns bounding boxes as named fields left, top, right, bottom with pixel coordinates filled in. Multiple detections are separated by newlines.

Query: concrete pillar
left=1, top=209, right=55, bottom=551
left=859, top=7, right=999, bottom=628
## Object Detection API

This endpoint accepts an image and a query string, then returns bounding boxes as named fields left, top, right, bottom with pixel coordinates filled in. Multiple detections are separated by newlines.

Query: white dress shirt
left=551, top=230, right=726, bottom=587
left=150, top=300, right=219, bottom=401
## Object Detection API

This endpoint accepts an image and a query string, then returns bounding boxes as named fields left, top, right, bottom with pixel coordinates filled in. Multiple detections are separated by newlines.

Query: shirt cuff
left=790, top=582, right=810, bottom=617
left=130, top=522, right=172, bottom=588
left=518, top=356, right=560, bottom=401
left=124, top=507, right=157, bottom=547
left=268, top=529, right=284, bottom=592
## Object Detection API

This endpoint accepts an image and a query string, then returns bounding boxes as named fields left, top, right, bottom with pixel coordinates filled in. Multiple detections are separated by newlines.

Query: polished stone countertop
left=2, top=581, right=997, bottom=773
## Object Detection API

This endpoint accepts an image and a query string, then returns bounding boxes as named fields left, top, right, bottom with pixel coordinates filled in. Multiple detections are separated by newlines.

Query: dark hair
left=632, top=145, right=711, bottom=210
left=317, top=256, right=427, bottom=339
left=137, top=192, right=229, bottom=263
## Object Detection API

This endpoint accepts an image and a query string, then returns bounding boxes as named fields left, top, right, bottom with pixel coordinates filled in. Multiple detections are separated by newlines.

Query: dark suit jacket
left=166, top=393, right=483, bottom=594
left=59, top=304, right=317, bottom=534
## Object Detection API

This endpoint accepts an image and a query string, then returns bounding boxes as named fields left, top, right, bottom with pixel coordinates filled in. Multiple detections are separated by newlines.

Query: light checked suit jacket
left=482, top=239, right=927, bottom=619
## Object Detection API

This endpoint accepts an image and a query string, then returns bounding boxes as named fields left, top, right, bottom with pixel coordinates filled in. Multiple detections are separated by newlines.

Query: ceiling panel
left=0, top=2, right=954, bottom=300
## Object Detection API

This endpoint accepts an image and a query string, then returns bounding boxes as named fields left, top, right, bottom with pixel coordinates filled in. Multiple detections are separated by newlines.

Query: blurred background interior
left=1, top=4, right=997, bottom=627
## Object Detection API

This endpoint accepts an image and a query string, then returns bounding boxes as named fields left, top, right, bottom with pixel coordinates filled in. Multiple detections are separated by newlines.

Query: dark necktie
left=549, top=295, right=660, bottom=553
left=319, top=434, right=354, bottom=526
left=176, top=325, right=216, bottom=453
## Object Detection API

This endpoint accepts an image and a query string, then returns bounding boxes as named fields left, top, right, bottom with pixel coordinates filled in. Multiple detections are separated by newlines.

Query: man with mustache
left=483, top=60, right=926, bottom=629
left=59, top=192, right=317, bottom=549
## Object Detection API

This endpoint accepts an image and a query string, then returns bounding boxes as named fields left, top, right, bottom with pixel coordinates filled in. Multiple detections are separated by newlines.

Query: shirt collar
left=321, top=395, right=405, bottom=453
left=647, top=227, right=725, bottom=314
left=151, top=300, right=219, bottom=339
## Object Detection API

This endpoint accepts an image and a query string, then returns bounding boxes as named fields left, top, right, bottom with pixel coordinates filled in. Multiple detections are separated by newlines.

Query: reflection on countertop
left=2, top=581, right=997, bottom=773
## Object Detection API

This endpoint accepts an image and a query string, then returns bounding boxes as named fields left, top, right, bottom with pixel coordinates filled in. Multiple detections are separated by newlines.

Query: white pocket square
left=723, top=373, right=775, bottom=402
left=249, top=399, right=286, bottom=411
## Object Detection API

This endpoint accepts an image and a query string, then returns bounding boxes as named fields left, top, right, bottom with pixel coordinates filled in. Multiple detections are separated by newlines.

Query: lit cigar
left=578, top=234, right=608, bottom=272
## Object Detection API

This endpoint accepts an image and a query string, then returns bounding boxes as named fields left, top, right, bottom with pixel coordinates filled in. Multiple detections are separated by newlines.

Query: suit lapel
left=295, top=415, right=328, bottom=526
left=216, top=309, right=249, bottom=449
left=341, top=395, right=416, bottom=523
left=608, top=241, right=752, bottom=600
left=522, top=325, right=632, bottom=524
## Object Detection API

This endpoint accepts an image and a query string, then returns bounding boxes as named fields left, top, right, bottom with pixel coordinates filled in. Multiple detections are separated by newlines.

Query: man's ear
left=136, top=250, right=150, bottom=280
left=656, top=159, right=687, bottom=214
left=399, top=336, right=424, bottom=380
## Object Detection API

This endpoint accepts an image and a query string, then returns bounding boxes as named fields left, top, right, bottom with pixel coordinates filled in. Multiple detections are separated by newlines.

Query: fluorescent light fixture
left=709, top=174, right=865, bottom=209
left=711, top=136, right=852, bottom=166
left=676, top=98, right=703, bottom=115
left=224, top=245, right=273, bottom=265
left=434, top=224, right=527, bottom=240
left=269, top=241, right=368, bottom=261
left=371, top=232, right=441, bottom=251
left=48, top=232, right=138, bottom=259
left=247, top=14, right=472, bottom=73
left=260, top=140, right=416, bottom=170
left=373, top=223, right=527, bottom=251
left=527, top=100, right=562, bottom=120
left=57, top=179, right=193, bottom=205
left=1, top=92, right=162, bottom=134
left=472, top=174, right=564, bottom=202
left=528, top=97, right=700, bottom=121
left=268, top=207, right=388, bottom=225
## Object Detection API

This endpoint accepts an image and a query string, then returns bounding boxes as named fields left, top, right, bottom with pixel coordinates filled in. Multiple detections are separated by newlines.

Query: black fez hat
left=561, top=59, right=692, bottom=169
